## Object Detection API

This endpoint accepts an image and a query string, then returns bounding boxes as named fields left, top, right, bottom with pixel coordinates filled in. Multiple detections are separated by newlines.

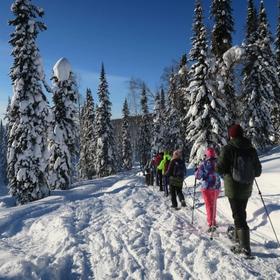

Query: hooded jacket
left=195, top=157, right=221, bottom=190
left=216, top=137, right=262, bottom=199
left=157, top=152, right=171, bottom=174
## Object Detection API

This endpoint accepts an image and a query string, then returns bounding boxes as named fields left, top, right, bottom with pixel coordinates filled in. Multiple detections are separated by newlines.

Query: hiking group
left=144, top=124, right=262, bottom=258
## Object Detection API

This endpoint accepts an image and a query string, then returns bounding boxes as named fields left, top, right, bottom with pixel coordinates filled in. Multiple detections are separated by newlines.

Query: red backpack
left=155, top=154, right=163, bottom=167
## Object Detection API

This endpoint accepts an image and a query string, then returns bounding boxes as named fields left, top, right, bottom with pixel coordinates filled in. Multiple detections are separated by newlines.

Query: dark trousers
left=145, top=173, right=154, bottom=186
left=170, top=185, right=185, bottom=207
left=157, top=171, right=163, bottom=191
left=163, top=176, right=169, bottom=195
left=228, top=198, right=249, bottom=230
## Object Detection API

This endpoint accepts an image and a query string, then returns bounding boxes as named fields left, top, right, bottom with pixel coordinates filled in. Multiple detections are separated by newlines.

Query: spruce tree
left=79, top=88, right=96, bottom=179
left=186, top=0, right=227, bottom=165
left=48, top=58, right=79, bottom=189
left=276, top=1, right=280, bottom=65
left=178, top=55, right=189, bottom=108
left=160, top=88, right=166, bottom=112
left=241, top=1, right=279, bottom=149
left=95, top=64, right=116, bottom=177
left=121, top=99, right=132, bottom=170
left=152, top=92, right=165, bottom=153
left=0, top=120, right=8, bottom=186
left=246, top=0, right=259, bottom=44
left=178, top=55, right=190, bottom=155
left=211, top=0, right=236, bottom=123
left=211, top=0, right=234, bottom=58
left=164, top=73, right=184, bottom=152
left=8, top=0, right=50, bottom=204
left=274, top=0, right=280, bottom=141
left=139, top=84, right=151, bottom=168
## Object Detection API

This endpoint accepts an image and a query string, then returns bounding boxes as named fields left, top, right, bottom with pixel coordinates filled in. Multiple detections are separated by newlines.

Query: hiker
left=155, top=152, right=164, bottom=189
left=165, top=149, right=186, bottom=209
left=150, top=153, right=157, bottom=185
left=195, top=147, right=221, bottom=232
left=144, top=154, right=157, bottom=186
left=158, top=151, right=171, bottom=196
left=144, top=161, right=153, bottom=186
left=216, top=124, right=262, bottom=257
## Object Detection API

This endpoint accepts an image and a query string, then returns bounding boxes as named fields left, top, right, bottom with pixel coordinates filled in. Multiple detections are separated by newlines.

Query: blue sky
left=0, top=0, right=278, bottom=119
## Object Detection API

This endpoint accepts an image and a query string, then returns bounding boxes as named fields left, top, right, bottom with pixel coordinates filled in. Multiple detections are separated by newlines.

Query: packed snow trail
left=0, top=150, right=280, bottom=279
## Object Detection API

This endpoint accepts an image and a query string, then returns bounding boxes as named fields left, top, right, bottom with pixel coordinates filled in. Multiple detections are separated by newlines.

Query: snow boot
left=207, top=226, right=217, bottom=233
left=227, top=225, right=239, bottom=243
left=234, top=228, right=239, bottom=243
left=231, top=229, right=251, bottom=257
left=238, top=229, right=251, bottom=256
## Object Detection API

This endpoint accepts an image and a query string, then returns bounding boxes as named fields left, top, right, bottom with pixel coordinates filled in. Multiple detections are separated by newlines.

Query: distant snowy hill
left=0, top=148, right=279, bottom=279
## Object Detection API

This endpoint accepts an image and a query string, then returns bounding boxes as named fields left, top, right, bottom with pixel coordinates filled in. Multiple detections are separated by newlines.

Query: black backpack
left=231, top=149, right=256, bottom=184
left=173, top=160, right=186, bottom=179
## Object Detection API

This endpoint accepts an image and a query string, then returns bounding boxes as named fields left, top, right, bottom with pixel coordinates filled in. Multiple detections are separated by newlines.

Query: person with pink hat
left=195, top=147, right=221, bottom=232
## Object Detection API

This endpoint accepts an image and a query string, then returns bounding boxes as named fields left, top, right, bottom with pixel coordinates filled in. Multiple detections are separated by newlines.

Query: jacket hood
left=228, top=137, right=253, bottom=150
left=163, top=153, right=171, bottom=160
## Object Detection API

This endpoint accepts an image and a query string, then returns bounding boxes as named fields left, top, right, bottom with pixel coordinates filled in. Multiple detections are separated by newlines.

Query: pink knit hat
left=205, top=147, right=216, bottom=158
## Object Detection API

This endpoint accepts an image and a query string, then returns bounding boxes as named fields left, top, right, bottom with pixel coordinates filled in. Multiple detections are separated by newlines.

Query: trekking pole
left=254, top=179, right=280, bottom=248
left=191, top=177, right=197, bottom=225
left=183, top=180, right=190, bottom=196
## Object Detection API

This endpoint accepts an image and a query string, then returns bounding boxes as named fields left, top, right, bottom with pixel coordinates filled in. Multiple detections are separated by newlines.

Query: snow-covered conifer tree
left=246, top=0, right=258, bottom=45
left=211, top=0, right=236, bottom=123
left=0, top=120, right=8, bottom=186
left=121, top=99, right=132, bottom=170
left=139, top=84, right=151, bottom=168
left=152, top=92, right=165, bottom=153
left=274, top=0, right=280, bottom=141
left=276, top=1, right=280, bottom=66
left=177, top=55, right=190, bottom=155
left=95, top=64, right=117, bottom=177
left=164, top=74, right=184, bottom=152
left=8, top=0, right=50, bottom=204
left=241, top=1, right=280, bottom=149
left=79, top=88, right=96, bottom=179
left=160, top=89, right=166, bottom=112
left=211, top=0, right=234, bottom=58
left=186, top=0, right=227, bottom=165
left=178, top=54, right=189, bottom=95
left=48, top=58, right=79, bottom=189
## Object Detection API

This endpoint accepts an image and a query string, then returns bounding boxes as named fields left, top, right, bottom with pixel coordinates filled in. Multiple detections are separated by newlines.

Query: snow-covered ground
left=0, top=148, right=279, bottom=280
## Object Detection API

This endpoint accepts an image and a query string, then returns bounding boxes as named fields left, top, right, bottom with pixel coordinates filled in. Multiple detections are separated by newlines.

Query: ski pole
left=254, top=179, right=280, bottom=248
left=183, top=180, right=191, bottom=196
left=191, top=177, right=197, bottom=225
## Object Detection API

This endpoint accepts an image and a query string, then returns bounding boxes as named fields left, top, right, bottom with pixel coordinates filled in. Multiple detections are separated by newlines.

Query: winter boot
left=227, top=226, right=239, bottom=243
left=237, top=229, right=251, bottom=256
left=234, top=228, right=239, bottom=244
left=231, top=229, right=251, bottom=256
left=207, top=226, right=217, bottom=233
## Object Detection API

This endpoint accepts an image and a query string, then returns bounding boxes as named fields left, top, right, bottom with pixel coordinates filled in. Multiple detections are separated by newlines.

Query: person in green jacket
left=216, top=124, right=262, bottom=257
left=157, top=151, right=171, bottom=194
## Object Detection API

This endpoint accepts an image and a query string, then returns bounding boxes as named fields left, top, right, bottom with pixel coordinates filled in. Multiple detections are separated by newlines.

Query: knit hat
left=205, top=147, right=216, bottom=158
left=228, top=124, right=244, bottom=138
